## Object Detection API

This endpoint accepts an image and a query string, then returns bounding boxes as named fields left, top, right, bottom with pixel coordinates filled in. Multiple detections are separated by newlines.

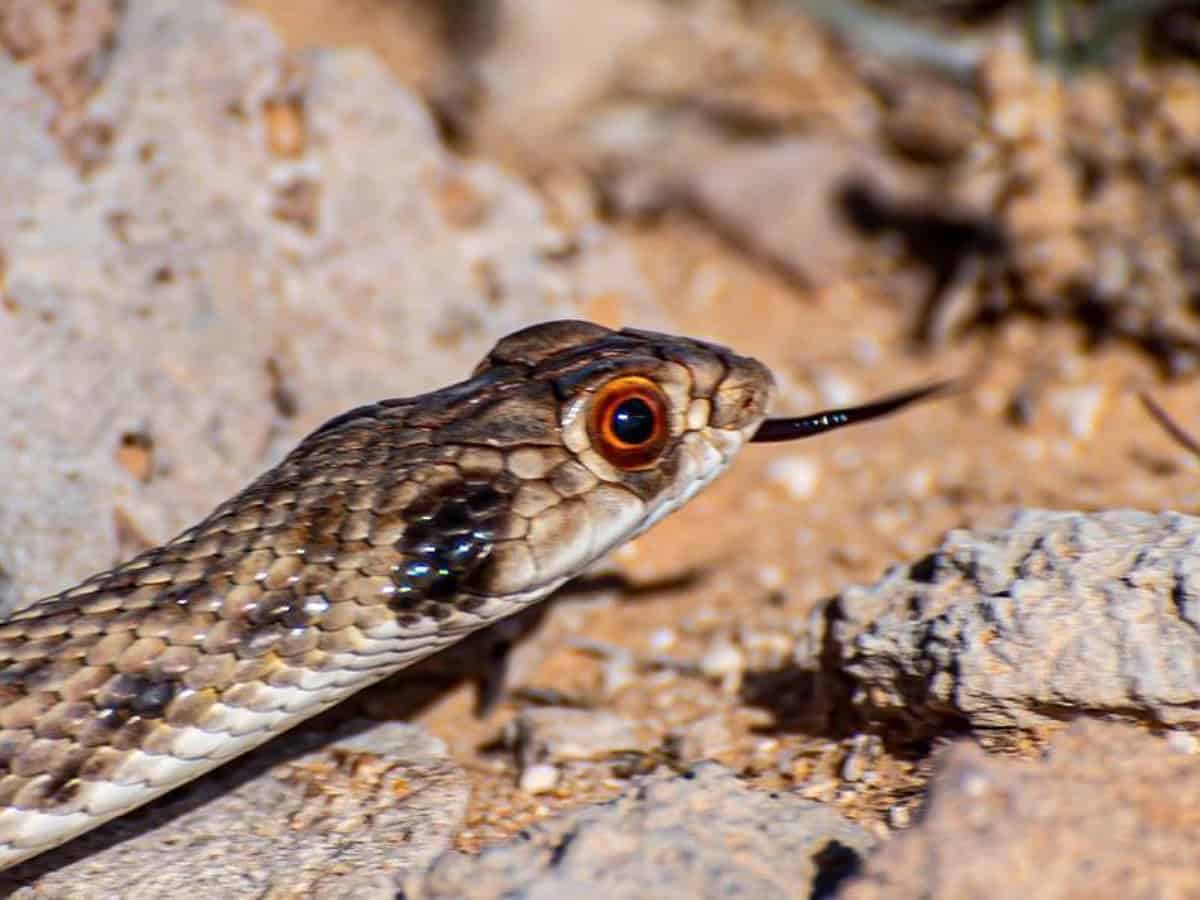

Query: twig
left=1139, top=392, right=1200, bottom=459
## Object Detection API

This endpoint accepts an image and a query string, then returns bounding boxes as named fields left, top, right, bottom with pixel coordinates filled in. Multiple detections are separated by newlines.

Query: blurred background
left=3, top=1, right=1200, bottom=894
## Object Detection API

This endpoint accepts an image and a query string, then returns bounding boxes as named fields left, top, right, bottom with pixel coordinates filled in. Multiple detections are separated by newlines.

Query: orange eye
left=588, top=376, right=671, bottom=470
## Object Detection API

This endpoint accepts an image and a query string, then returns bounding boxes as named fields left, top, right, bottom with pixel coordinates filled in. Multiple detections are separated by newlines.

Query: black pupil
left=610, top=396, right=656, bottom=445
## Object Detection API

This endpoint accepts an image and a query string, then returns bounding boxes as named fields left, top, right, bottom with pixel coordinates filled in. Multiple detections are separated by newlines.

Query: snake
left=0, top=320, right=945, bottom=870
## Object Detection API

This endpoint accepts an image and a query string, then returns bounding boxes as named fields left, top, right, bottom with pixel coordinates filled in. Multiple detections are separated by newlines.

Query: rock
left=409, top=763, right=876, bottom=900
left=680, top=137, right=905, bottom=289
left=0, top=0, right=656, bottom=613
left=518, top=763, right=561, bottom=795
left=842, top=721, right=1200, bottom=900
left=2, top=722, right=468, bottom=899
left=673, top=712, right=734, bottom=762
left=511, top=707, right=646, bottom=769
left=469, top=2, right=908, bottom=289
left=816, top=509, right=1200, bottom=736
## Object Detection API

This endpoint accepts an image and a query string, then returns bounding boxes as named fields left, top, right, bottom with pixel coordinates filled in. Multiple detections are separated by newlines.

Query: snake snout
left=710, top=355, right=776, bottom=434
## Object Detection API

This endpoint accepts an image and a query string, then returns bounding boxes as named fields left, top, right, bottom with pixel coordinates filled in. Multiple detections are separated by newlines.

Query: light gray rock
left=409, top=763, right=876, bottom=900
left=0, top=0, right=657, bottom=612
left=842, top=721, right=1200, bottom=900
left=2, top=722, right=468, bottom=899
left=816, top=509, right=1200, bottom=736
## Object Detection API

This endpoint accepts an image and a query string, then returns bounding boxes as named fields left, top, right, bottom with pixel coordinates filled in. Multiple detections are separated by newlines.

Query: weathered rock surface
left=842, top=720, right=1200, bottom=900
left=0, top=0, right=656, bottom=612
left=410, top=762, right=875, bottom=900
left=2, top=722, right=467, bottom=899
left=814, top=509, right=1200, bottom=736
left=469, top=0, right=902, bottom=290
left=510, top=707, right=646, bottom=767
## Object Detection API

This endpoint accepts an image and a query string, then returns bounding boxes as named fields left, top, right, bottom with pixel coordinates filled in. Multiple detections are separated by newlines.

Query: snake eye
left=588, top=376, right=671, bottom=470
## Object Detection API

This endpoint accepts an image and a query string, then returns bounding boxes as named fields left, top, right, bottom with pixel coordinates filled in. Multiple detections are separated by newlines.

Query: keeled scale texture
left=0, top=321, right=774, bottom=867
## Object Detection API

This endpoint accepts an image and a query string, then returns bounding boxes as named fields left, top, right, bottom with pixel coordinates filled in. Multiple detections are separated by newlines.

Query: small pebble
left=840, top=734, right=881, bottom=783
left=1166, top=730, right=1198, bottom=755
left=601, top=653, right=636, bottom=696
left=960, top=770, right=991, bottom=798
left=648, top=628, right=677, bottom=651
left=905, top=466, right=933, bottom=498
left=841, top=750, right=867, bottom=783
left=699, top=639, right=744, bottom=679
left=757, top=565, right=785, bottom=590
left=799, top=777, right=837, bottom=802
left=739, top=629, right=792, bottom=661
left=519, top=763, right=560, bottom=795
left=1050, top=385, right=1106, bottom=440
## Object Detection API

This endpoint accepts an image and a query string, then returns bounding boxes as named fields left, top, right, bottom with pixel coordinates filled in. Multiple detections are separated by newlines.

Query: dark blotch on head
left=400, top=521, right=434, bottom=550
left=472, top=516, right=502, bottom=543
left=465, top=485, right=504, bottom=515
left=401, top=524, right=442, bottom=557
left=433, top=501, right=472, bottom=533
left=404, top=494, right=441, bottom=521
left=387, top=482, right=503, bottom=618
left=445, top=535, right=482, bottom=571
left=427, top=572, right=458, bottom=600
left=397, top=559, right=436, bottom=591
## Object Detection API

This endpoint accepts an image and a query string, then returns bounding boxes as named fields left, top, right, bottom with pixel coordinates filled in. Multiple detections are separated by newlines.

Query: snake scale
left=0, top=320, right=944, bottom=869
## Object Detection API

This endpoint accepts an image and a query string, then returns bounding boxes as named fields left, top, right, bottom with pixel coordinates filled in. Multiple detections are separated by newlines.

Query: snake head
left=287, top=320, right=943, bottom=616
left=484, top=319, right=774, bottom=479
left=424, top=320, right=777, bottom=600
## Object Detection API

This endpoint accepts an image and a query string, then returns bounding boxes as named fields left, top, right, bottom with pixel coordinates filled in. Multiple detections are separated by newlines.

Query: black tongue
left=749, top=380, right=955, bottom=444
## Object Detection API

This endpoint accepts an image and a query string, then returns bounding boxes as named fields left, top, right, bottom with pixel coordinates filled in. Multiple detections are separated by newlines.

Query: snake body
left=0, top=321, right=777, bottom=869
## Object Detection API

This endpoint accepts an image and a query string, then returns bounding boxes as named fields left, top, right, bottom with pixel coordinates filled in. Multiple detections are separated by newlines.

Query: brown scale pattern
left=0, top=444, right=524, bottom=816
left=0, top=320, right=773, bottom=868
